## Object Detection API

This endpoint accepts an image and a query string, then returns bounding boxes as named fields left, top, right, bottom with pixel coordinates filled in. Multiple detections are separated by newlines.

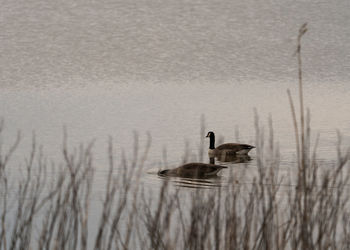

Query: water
left=1, top=81, right=349, bottom=186
left=1, top=0, right=350, bottom=248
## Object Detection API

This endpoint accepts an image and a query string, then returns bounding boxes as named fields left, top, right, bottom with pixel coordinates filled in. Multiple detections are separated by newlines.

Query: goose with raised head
left=206, top=131, right=255, bottom=156
left=158, top=162, right=227, bottom=178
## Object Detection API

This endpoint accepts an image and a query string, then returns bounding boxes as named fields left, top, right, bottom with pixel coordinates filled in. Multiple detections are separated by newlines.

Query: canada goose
left=206, top=131, right=255, bottom=156
left=158, top=162, right=227, bottom=178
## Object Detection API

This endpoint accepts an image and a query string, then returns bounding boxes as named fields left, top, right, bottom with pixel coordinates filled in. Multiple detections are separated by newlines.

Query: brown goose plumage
left=158, top=162, right=227, bottom=178
left=206, top=131, right=255, bottom=156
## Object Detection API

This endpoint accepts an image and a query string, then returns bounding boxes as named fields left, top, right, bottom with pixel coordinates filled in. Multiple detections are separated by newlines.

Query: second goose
left=158, top=162, right=227, bottom=178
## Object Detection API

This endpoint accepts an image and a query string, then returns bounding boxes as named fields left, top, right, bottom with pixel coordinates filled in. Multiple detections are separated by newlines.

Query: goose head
left=206, top=131, right=215, bottom=149
left=206, top=131, right=215, bottom=138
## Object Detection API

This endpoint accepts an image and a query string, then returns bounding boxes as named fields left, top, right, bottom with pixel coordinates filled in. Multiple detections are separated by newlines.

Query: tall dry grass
left=0, top=23, right=349, bottom=250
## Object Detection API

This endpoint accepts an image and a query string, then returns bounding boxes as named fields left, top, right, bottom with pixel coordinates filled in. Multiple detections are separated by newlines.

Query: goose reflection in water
left=214, top=153, right=252, bottom=163
left=158, top=174, right=223, bottom=189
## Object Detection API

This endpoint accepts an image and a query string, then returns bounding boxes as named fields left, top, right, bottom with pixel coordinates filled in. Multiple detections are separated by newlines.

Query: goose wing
left=216, top=143, right=255, bottom=151
left=181, top=163, right=227, bottom=172
left=159, top=163, right=227, bottom=178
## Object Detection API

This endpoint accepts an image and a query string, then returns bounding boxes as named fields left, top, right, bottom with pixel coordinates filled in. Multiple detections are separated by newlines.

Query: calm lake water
left=1, top=80, right=349, bottom=188
left=1, top=0, right=350, bottom=248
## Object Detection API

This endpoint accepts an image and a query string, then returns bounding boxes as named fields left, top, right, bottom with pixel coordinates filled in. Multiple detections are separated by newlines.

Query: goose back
left=216, top=143, right=255, bottom=154
left=158, top=162, right=227, bottom=178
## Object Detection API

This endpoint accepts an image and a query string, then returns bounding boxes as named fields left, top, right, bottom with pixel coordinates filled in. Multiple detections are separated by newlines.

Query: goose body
left=206, top=131, right=255, bottom=156
left=158, top=162, right=227, bottom=178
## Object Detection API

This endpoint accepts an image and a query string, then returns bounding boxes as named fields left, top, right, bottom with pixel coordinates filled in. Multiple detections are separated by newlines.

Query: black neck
left=209, top=134, right=215, bottom=149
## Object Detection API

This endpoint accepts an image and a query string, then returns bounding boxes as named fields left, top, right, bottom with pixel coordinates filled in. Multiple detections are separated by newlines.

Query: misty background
left=1, top=0, right=349, bottom=88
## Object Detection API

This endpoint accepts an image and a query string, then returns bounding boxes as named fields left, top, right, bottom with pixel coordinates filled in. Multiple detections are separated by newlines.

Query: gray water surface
left=1, top=81, right=349, bottom=186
